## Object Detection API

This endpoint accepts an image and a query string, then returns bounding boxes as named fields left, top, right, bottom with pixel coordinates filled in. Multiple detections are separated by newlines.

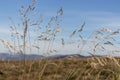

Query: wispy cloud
left=0, top=27, right=10, bottom=34
left=64, top=10, right=120, bottom=28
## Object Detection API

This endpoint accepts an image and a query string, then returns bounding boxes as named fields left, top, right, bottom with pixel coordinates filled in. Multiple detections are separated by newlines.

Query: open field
left=0, top=57, right=120, bottom=80
left=0, top=1, right=120, bottom=80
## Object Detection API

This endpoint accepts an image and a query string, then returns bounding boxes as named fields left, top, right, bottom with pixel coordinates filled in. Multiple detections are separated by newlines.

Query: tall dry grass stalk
left=0, top=0, right=63, bottom=79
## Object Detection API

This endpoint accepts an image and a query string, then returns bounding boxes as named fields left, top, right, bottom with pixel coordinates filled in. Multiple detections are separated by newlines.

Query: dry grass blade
left=78, top=22, right=85, bottom=32
left=101, top=27, right=112, bottom=33
left=70, top=29, right=77, bottom=37
left=88, top=52, right=95, bottom=57
left=57, top=7, right=63, bottom=16
left=70, top=22, right=85, bottom=37
left=93, top=30, right=103, bottom=35
left=0, top=39, right=16, bottom=52
left=32, top=45, right=40, bottom=49
left=61, top=38, right=65, bottom=46
left=101, top=45, right=105, bottom=50
left=113, top=31, right=119, bottom=34
left=93, top=43, right=100, bottom=53
left=104, top=41, right=114, bottom=46
left=79, top=35, right=84, bottom=42
left=23, top=20, right=28, bottom=38
left=24, top=0, right=37, bottom=17
left=111, top=30, right=119, bottom=35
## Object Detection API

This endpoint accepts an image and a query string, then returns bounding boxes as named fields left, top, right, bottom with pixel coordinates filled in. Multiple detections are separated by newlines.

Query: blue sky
left=0, top=0, right=120, bottom=55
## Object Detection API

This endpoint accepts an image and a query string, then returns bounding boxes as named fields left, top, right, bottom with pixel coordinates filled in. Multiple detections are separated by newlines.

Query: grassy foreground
left=0, top=57, right=120, bottom=80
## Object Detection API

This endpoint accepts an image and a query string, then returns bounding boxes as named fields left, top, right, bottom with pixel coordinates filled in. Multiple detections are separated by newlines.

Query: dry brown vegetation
left=0, top=57, right=120, bottom=80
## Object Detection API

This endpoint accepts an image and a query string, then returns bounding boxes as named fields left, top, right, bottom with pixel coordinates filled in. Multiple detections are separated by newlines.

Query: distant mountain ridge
left=0, top=53, right=90, bottom=60
left=45, top=54, right=86, bottom=59
left=0, top=53, right=44, bottom=60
